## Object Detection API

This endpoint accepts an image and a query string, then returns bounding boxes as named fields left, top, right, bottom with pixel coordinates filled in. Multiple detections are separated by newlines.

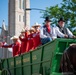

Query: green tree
left=42, top=0, right=76, bottom=33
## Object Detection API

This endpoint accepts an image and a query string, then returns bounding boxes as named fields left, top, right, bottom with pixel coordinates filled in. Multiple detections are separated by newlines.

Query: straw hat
left=10, top=36, right=18, bottom=40
left=29, top=28, right=35, bottom=32
left=32, top=22, right=41, bottom=28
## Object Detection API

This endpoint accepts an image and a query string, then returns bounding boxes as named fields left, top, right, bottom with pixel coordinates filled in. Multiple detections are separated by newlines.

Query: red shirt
left=19, top=32, right=29, bottom=53
left=2, top=41, right=21, bottom=57
left=27, top=34, right=34, bottom=52
left=31, top=32, right=41, bottom=49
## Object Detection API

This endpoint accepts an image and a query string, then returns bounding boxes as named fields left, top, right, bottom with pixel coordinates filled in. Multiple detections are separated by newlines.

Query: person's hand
left=15, top=54, right=19, bottom=57
left=73, top=35, right=76, bottom=39
left=52, top=37, right=56, bottom=40
left=70, top=43, right=76, bottom=46
left=24, top=26, right=29, bottom=32
left=64, top=34, right=68, bottom=38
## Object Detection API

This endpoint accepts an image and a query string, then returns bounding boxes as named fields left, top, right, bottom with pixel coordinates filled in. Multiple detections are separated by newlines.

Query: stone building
left=0, top=0, right=30, bottom=58
left=0, top=20, right=8, bottom=58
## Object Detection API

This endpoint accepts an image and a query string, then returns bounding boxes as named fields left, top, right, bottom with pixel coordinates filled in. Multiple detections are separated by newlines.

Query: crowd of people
left=0, top=17, right=76, bottom=57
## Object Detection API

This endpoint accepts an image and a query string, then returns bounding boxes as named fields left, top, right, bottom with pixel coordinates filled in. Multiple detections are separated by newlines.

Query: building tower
left=1, top=0, right=30, bottom=58
left=8, top=0, right=30, bottom=37
left=0, top=20, right=8, bottom=58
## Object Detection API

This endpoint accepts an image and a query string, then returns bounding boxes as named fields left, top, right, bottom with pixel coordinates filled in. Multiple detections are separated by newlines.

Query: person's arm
left=19, top=32, right=28, bottom=41
left=66, top=28, right=73, bottom=38
left=2, top=44, right=12, bottom=48
left=51, top=27, right=57, bottom=39
left=40, top=27, right=48, bottom=38
left=55, top=27, right=68, bottom=38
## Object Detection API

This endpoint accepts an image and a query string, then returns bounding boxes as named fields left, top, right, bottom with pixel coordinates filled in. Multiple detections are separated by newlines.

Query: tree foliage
left=42, top=0, right=76, bottom=33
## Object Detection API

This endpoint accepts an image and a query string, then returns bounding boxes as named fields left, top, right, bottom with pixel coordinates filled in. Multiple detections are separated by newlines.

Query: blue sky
left=0, top=0, right=62, bottom=28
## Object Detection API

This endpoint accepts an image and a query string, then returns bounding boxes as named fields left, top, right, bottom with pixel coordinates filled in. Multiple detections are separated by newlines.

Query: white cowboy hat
left=10, top=36, right=18, bottom=40
left=32, top=22, right=41, bottom=27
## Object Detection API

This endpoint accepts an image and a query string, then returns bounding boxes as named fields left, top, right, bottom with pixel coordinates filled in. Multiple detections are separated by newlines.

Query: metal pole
left=25, top=8, right=46, bottom=11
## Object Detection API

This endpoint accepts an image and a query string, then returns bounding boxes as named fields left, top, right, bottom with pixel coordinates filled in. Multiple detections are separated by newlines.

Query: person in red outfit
left=0, top=36, right=21, bottom=57
left=19, top=29, right=30, bottom=53
left=32, top=23, right=42, bottom=49
left=19, top=28, right=35, bottom=53
left=32, top=22, right=41, bottom=33
left=28, top=28, right=35, bottom=51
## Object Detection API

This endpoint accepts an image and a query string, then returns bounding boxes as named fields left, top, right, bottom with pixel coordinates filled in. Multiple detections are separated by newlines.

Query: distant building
left=0, top=20, right=8, bottom=58
left=0, top=0, right=30, bottom=58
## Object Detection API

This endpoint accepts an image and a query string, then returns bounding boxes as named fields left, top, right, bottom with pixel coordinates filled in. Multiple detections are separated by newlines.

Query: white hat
left=10, top=36, right=18, bottom=40
left=32, top=22, right=41, bottom=27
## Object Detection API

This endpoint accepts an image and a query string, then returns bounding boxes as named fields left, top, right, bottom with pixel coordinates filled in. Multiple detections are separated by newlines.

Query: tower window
left=19, top=0, right=21, bottom=9
left=23, top=0, right=25, bottom=9
left=19, top=15, right=21, bottom=22
left=23, top=16, right=25, bottom=22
